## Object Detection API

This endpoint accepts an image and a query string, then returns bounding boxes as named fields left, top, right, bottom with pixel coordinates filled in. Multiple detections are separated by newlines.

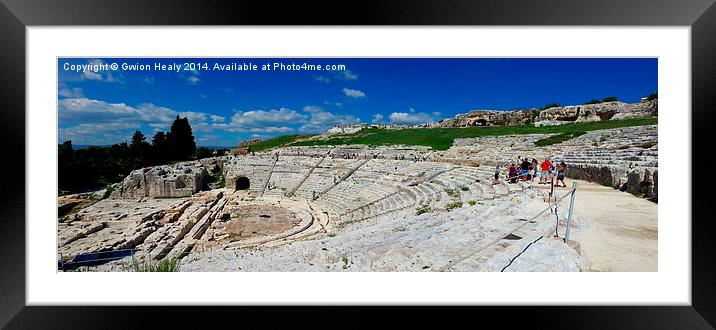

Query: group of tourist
left=494, top=157, right=567, bottom=187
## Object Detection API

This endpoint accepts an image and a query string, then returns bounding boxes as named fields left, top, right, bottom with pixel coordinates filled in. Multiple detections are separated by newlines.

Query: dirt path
left=544, top=179, right=658, bottom=272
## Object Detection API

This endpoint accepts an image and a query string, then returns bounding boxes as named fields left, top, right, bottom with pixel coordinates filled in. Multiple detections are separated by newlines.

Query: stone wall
left=565, top=165, right=622, bottom=189
left=566, top=164, right=656, bottom=200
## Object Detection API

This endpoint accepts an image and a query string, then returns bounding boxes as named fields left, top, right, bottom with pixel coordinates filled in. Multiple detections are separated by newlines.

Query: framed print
left=1, top=0, right=714, bottom=328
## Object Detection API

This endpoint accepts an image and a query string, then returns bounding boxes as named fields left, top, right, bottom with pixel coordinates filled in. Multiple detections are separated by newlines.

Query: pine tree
left=130, top=130, right=150, bottom=157
left=167, top=115, right=196, bottom=160
left=151, top=131, right=168, bottom=162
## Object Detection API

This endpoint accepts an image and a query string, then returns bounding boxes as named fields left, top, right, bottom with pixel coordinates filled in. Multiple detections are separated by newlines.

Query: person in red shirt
left=539, top=158, right=552, bottom=184
left=508, top=164, right=517, bottom=183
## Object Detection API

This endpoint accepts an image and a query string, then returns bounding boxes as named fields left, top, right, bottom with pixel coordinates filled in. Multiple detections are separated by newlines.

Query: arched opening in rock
left=235, top=176, right=250, bottom=190
left=475, top=119, right=488, bottom=126
left=598, top=110, right=617, bottom=121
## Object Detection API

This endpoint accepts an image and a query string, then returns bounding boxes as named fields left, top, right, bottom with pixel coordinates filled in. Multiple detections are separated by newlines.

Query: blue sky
left=58, top=58, right=657, bottom=146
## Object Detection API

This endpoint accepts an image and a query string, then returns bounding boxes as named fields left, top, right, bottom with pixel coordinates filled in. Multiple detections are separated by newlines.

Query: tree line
left=59, top=115, right=227, bottom=193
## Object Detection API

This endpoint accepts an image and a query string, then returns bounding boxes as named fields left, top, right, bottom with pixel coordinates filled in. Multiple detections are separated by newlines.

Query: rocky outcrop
left=565, top=164, right=656, bottom=200
left=118, top=161, right=210, bottom=198
left=440, top=100, right=657, bottom=128
left=440, top=109, right=535, bottom=127
left=565, top=165, right=623, bottom=189
left=624, top=168, right=656, bottom=198
left=538, top=101, right=656, bottom=123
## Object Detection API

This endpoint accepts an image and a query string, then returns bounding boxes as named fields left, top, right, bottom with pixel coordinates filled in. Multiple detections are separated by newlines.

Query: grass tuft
left=445, top=201, right=464, bottom=211
left=130, top=256, right=181, bottom=272
left=416, top=203, right=431, bottom=215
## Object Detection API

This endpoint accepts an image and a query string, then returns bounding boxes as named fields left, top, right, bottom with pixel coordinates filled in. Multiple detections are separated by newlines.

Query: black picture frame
left=1, top=0, right=713, bottom=328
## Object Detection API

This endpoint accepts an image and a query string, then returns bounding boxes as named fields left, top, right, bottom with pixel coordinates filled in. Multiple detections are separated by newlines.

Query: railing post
left=565, top=181, right=578, bottom=242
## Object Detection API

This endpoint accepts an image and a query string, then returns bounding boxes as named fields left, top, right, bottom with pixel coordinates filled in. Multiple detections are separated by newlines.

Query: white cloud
left=59, top=98, right=143, bottom=124
left=313, top=75, right=331, bottom=83
left=82, top=70, right=103, bottom=81
left=388, top=110, right=439, bottom=125
left=342, top=87, right=365, bottom=98
left=58, top=86, right=84, bottom=98
left=228, top=108, right=308, bottom=129
left=58, top=97, right=362, bottom=146
left=59, top=122, right=140, bottom=145
left=58, top=98, right=213, bottom=144
left=302, top=105, right=323, bottom=113
left=141, top=76, right=155, bottom=85
left=371, top=113, right=385, bottom=123
left=181, top=68, right=202, bottom=85
left=324, top=101, right=343, bottom=108
left=298, top=105, right=360, bottom=133
left=186, top=75, right=200, bottom=85
left=250, top=126, right=294, bottom=133
left=80, top=59, right=120, bottom=83
left=337, top=69, right=358, bottom=81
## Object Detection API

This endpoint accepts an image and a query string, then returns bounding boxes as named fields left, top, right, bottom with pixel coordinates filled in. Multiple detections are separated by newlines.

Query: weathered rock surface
left=118, top=161, right=210, bottom=198
left=58, top=191, right=224, bottom=264
left=440, top=100, right=657, bottom=127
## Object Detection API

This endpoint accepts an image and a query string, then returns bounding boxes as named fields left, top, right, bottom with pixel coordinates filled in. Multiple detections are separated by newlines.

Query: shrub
left=444, top=188, right=458, bottom=197
left=211, top=167, right=225, bottom=188
left=445, top=201, right=463, bottom=211
left=460, top=186, right=470, bottom=192
left=541, top=102, right=561, bottom=110
left=601, top=96, right=618, bottom=102
left=195, top=146, right=214, bottom=159
left=530, top=109, right=541, bottom=121
left=585, top=99, right=602, bottom=104
left=647, top=92, right=658, bottom=100
left=416, top=203, right=431, bottom=215
left=468, top=200, right=477, bottom=206
left=342, top=257, right=351, bottom=269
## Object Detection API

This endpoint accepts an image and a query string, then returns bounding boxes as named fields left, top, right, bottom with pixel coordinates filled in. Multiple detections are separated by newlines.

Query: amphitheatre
left=57, top=100, right=658, bottom=272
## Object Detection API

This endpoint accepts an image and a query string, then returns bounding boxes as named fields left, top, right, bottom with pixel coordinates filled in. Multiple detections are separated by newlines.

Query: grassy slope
left=534, top=131, right=587, bottom=147
left=288, top=117, right=657, bottom=151
left=248, top=134, right=316, bottom=152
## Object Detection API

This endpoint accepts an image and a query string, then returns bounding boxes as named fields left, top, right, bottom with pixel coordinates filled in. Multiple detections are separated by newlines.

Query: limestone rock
left=118, top=161, right=210, bottom=198
left=440, top=100, right=657, bottom=128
